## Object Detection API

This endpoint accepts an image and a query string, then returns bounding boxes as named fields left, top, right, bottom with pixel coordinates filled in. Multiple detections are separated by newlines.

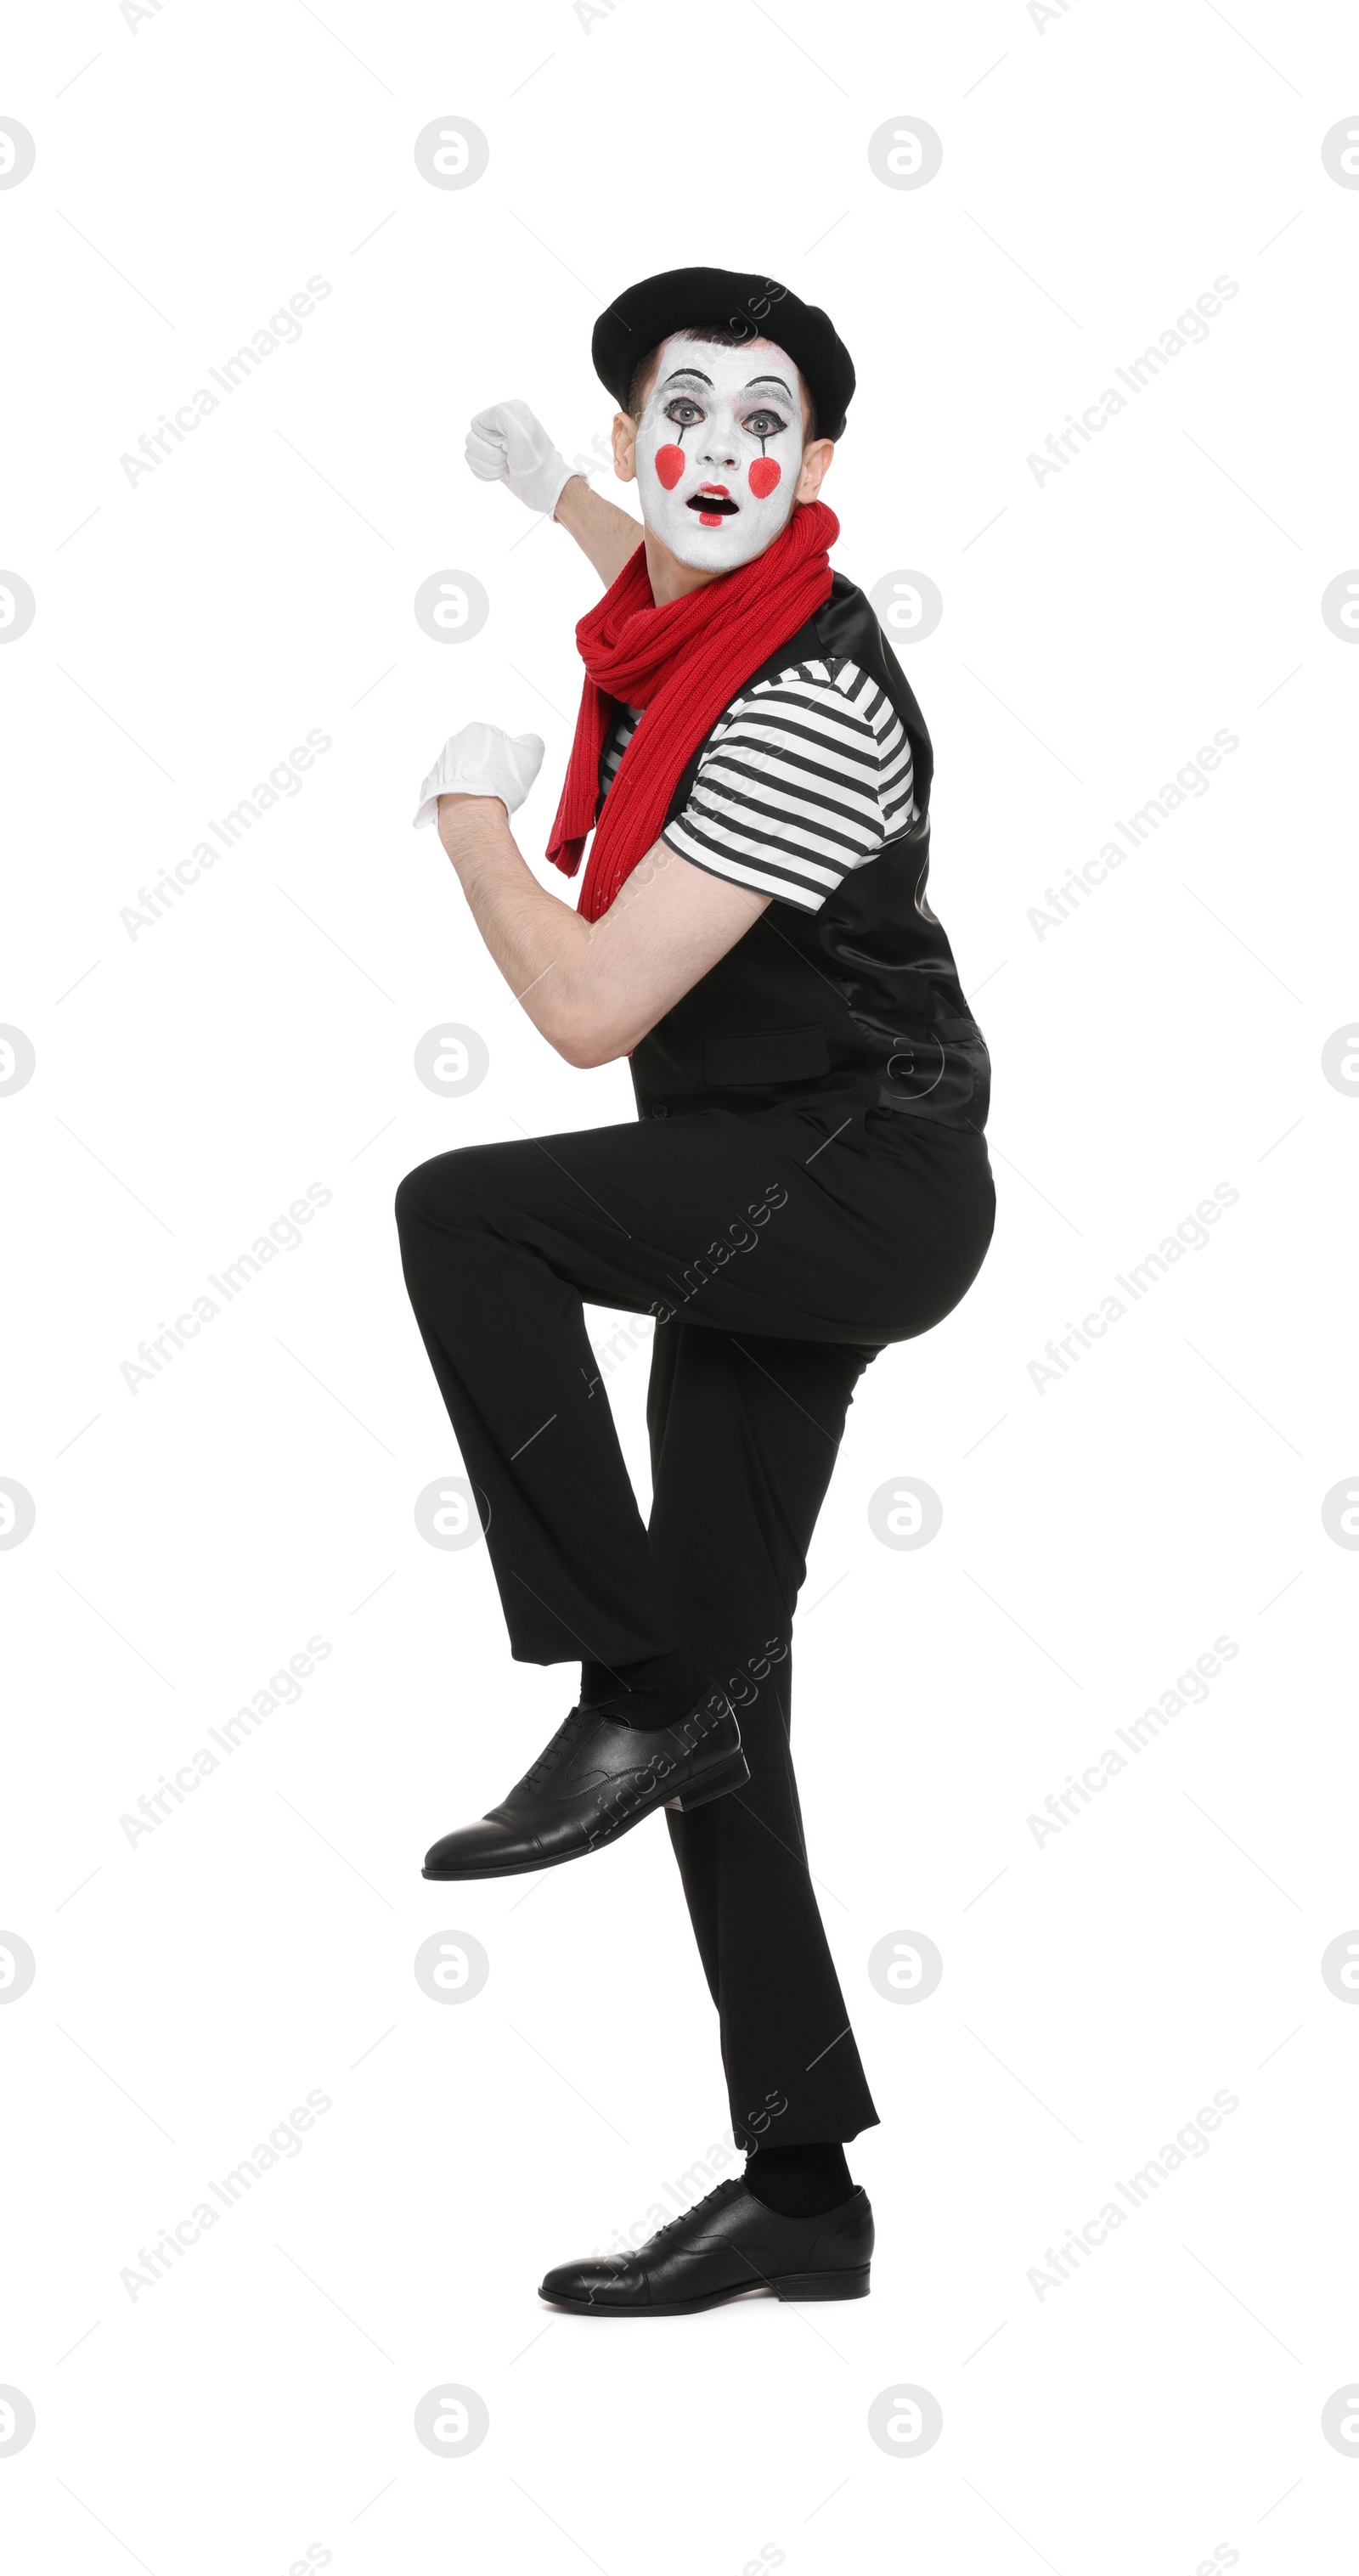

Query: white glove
left=413, top=722, right=545, bottom=830
left=465, top=399, right=575, bottom=516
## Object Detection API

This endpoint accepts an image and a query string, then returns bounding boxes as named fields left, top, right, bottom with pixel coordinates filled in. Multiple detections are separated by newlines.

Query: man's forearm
left=553, top=475, right=642, bottom=584
left=437, top=797, right=601, bottom=1063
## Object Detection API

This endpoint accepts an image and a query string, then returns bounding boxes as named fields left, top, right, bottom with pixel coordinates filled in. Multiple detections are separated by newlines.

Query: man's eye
left=663, top=398, right=703, bottom=426
left=745, top=409, right=787, bottom=437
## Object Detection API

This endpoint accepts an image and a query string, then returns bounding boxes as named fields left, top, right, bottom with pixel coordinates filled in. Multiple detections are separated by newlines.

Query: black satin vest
left=623, top=573, right=991, bottom=1134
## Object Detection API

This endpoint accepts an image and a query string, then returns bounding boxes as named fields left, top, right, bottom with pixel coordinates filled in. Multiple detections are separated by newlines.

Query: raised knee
left=394, top=1158, right=443, bottom=1237
left=395, top=1147, right=499, bottom=1241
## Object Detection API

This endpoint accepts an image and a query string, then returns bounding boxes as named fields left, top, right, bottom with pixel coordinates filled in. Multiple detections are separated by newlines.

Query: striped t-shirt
left=595, top=657, right=916, bottom=916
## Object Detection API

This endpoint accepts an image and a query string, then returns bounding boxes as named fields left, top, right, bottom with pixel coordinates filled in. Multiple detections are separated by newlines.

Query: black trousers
left=395, top=1090, right=995, bottom=2149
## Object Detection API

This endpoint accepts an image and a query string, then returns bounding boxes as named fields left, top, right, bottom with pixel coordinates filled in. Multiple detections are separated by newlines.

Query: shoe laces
left=522, top=1706, right=592, bottom=1795
left=651, top=2178, right=742, bottom=2241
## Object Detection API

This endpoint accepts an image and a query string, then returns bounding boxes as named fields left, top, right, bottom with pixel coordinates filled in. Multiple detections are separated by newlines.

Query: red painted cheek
left=653, top=444, right=685, bottom=491
left=748, top=458, right=782, bottom=499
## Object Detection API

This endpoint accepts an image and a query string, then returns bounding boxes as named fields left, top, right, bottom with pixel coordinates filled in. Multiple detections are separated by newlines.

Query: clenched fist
left=412, top=723, right=545, bottom=831
left=465, top=399, right=576, bottom=517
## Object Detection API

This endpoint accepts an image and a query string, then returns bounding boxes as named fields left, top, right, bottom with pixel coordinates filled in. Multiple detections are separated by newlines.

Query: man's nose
left=697, top=407, right=742, bottom=470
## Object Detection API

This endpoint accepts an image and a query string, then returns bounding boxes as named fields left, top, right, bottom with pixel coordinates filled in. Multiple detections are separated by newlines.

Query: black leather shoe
left=421, top=1688, right=747, bottom=1880
left=539, top=2177, right=873, bottom=2314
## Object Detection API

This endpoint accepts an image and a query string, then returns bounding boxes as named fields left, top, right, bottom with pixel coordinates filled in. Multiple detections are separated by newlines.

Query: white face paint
left=633, top=335, right=807, bottom=572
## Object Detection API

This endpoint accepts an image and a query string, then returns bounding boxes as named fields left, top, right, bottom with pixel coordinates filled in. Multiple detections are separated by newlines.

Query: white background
left=3, top=1, right=1356, bottom=2568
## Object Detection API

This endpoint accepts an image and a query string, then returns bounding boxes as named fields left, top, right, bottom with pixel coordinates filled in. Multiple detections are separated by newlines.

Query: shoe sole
left=421, top=1748, right=751, bottom=1879
left=539, top=2265, right=871, bottom=2315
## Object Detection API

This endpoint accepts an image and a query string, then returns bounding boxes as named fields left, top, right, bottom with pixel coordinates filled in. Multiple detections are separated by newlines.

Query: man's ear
left=612, top=409, right=638, bottom=485
left=794, top=438, right=836, bottom=505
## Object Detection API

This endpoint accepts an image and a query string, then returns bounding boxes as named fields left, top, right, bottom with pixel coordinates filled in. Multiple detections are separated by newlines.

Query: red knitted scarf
left=546, top=499, right=838, bottom=922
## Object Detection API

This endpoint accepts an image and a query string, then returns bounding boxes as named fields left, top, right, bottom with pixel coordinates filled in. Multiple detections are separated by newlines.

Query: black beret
left=592, top=266, right=854, bottom=441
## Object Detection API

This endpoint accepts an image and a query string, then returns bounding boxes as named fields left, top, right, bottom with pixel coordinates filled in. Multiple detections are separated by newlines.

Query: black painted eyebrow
left=658, top=367, right=794, bottom=402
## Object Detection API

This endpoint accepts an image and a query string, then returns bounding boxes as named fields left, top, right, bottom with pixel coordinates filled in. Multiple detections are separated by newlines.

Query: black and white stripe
left=597, top=658, right=916, bottom=913
left=598, top=701, right=645, bottom=802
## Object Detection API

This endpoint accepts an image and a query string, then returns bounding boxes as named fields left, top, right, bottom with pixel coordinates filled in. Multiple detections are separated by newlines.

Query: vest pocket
left=702, top=1025, right=831, bottom=1087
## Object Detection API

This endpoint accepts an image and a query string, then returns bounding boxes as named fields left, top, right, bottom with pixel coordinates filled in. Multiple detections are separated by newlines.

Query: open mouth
left=687, top=485, right=740, bottom=521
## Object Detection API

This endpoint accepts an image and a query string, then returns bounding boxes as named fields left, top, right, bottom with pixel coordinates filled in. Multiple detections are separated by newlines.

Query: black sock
left=578, top=1644, right=711, bottom=1729
left=743, top=2141, right=854, bottom=2218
